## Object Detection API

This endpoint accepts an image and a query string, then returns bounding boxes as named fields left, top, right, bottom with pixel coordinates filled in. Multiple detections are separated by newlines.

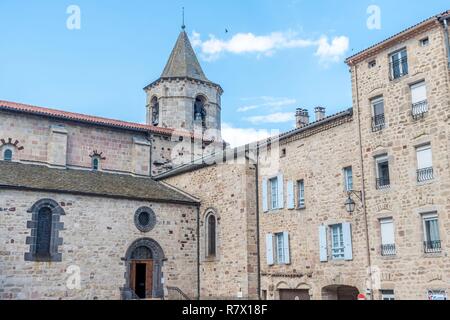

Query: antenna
left=182, top=7, right=186, bottom=30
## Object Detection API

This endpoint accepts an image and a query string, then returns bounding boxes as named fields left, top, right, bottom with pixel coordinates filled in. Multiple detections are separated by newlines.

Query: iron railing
left=381, top=244, right=396, bottom=256
left=390, top=57, right=408, bottom=80
left=417, top=167, right=434, bottom=182
left=376, top=177, right=391, bottom=190
left=372, top=114, right=386, bottom=132
left=412, top=100, right=428, bottom=119
left=166, top=286, right=191, bottom=300
left=424, top=240, right=442, bottom=254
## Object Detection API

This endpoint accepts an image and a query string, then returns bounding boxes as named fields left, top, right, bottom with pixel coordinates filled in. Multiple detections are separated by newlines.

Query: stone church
left=1, top=10, right=450, bottom=300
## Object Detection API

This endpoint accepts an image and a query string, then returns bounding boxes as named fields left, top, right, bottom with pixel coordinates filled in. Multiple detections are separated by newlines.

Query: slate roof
left=0, top=161, right=198, bottom=205
left=161, top=31, right=209, bottom=82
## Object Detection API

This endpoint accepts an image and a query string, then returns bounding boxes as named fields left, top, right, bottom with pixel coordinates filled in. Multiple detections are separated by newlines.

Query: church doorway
left=321, top=285, right=359, bottom=300
left=123, top=238, right=165, bottom=300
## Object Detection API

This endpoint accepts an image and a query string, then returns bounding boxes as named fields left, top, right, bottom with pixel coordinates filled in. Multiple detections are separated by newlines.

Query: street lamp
left=345, top=190, right=362, bottom=214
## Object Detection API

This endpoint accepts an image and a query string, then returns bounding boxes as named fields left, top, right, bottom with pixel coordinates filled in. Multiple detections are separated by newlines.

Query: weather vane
left=182, top=7, right=186, bottom=30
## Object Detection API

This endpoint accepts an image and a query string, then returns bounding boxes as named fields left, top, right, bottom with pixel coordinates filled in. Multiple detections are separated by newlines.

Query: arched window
left=92, top=157, right=100, bottom=171
left=36, top=207, right=52, bottom=257
left=206, top=213, right=217, bottom=257
left=3, top=148, right=12, bottom=161
left=194, top=96, right=207, bottom=129
left=25, top=199, right=65, bottom=262
left=151, top=97, right=159, bottom=126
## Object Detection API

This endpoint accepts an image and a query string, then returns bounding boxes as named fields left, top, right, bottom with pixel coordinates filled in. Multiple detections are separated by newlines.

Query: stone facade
left=0, top=190, right=198, bottom=300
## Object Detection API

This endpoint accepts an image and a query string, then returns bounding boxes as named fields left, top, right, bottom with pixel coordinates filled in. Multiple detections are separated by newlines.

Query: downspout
left=255, top=146, right=261, bottom=300
left=443, top=18, right=450, bottom=68
left=196, top=204, right=200, bottom=300
left=353, top=64, right=374, bottom=300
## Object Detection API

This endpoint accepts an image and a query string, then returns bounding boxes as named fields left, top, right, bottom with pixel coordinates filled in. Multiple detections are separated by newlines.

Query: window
left=297, top=180, right=305, bottom=208
left=381, top=290, right=395, bottom=300
left=368, top=60, right=377, bottom=68
left=207, top=214, right=217, bottom=257
left=266, top=232, right=290, bottom=265
left=25, top=199, right=64, bottom=262
left=134, top=207, right=157, bottom=233
left=344, top=167, right=353, bottom=191
left=389, top=49, right=408, bottom=80
left=3, top=148, right=12, bottom=161
left=416, top=144, right=433, bottom=182
left=92, top=157, right=100, bottom=171
left=411, top=81, right=428, bottom=118
left=194, top=96, right=207, bottom=129
left=420, top=37, right=429, bottom=47
left=428, top=290, right=447, bottom=300
left=151, top=97, right=159, bottom=126
left=422, top=213, right=441, bottom=253
left=281, top=148, right=287, bottom=158
left=319, top=223, right=353, bottom=262
left=375, top=155, right=390, bottom=189
left=371, top=97, right=385, bottom=132
left=270, top=177, right=279, bottom=210
left=330, top=224, right=345, bottom=260
left=380, top=218, right=396, bottom=256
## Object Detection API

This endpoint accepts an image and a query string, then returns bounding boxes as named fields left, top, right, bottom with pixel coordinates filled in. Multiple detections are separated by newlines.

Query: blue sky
left=0, top=1, right=448, bottom=146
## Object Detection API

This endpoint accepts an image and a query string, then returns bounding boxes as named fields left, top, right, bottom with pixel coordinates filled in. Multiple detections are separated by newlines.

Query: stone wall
left=0, top=190, right=197, bottom=300
left=350, top=23, right=450, bottom=299
left=0, top=111, right=151, bottom=176
left=163, top=161, right=259, bottom=299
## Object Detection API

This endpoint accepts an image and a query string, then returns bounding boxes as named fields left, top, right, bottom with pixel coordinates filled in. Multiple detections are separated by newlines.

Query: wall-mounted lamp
left=345, top=190, right=362, bottom=214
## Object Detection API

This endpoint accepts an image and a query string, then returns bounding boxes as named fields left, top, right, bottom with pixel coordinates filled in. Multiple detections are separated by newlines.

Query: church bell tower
left=144, top=26, right=223, bottom=140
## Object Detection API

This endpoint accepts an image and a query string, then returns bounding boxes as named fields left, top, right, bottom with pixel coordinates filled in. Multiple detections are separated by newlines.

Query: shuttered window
left=411, top=81, right=427, bottom=104
left=297, top=180, right=305, bottom=208
left=416, top=145, right=432, bottom=170
left=331, top=224, right=345, bottom=260
left=3, top=149, right=12, bottom=161
left=270, top=177, right=278, bottom=210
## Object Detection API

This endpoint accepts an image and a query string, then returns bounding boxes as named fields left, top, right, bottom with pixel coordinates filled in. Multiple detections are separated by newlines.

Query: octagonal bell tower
left=144, top=27, right=223, bottom=140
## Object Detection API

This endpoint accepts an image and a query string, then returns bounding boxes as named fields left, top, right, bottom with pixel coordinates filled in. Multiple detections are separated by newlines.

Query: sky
left=0, top=0, right=448, bottom=147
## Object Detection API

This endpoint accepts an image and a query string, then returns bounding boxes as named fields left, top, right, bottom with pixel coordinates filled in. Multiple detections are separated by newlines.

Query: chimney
left=315, top=107, right=326, bottom=121
left=295, top=108, right=309, bottom=128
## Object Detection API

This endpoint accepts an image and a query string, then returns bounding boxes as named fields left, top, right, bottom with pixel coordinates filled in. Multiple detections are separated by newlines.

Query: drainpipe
left=255, top=146, right=261, bottom=300
left=196, top=204, right=200, bottom=300
left=442, top=17, right=450, bottom=68
left=353, top=64, right=374, bottom=300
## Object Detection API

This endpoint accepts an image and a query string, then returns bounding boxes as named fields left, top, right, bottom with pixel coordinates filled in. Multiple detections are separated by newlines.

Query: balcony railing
left=376, top=177, right=391, bottom=190
left=390, top=57, right=408, bottom=80
left=372, top=114, right=386, bottom=132
left=424, top=240, right=442, bottom=254
left=381, top=244, right=396, bottom=256
left=412, top=100, right=428, bottom=119
left=417, top=167, right=434, bottom=183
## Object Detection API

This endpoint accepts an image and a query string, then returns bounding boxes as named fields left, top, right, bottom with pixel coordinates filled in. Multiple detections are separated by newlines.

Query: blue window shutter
left=343, top=222, right=353, bottom=261
left=319, top=225, right=328, bottom=262
left=287, top=181, right=295, bottom=209
left=262, top=178, right=268, bottom=213
left=277, top=174, right=284, bottom=209
left=266, top=234, right=274, bottom=265
left=283, top=232, right=290, bottom=264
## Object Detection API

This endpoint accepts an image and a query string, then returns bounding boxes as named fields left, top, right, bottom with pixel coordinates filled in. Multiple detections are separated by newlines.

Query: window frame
left=381, top=290, right=395, bottom=301
left=205, top=210, right=218, bottom=260
left=375, top=154, right=390, bottom=189
left=389, top=48, right=408, bottom=80
left=269, top=177, right=279, bottom=210
left=297, top=179, right=305, bottom=209
left=330, top=224, right=345, bottom=260
left=343, top=166, right=353, bottom=192
left=3, top=148, right=13, bottom=161
left=422, top=212, right=440, bottom=243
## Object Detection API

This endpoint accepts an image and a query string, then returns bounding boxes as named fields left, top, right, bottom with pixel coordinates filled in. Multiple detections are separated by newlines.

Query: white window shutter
left=411, top=81, right=427, bottom=104
left=417, top=146, right=432, bottom=169
left=283, top=232, right=290, bottom=264
left=319, top=225, right=328, bottom=262
left=287, top=181, right=295, bottom=209
left=262, top=178, right=268, bottom=213
left=380, top=219, right=395, bottom=245
left=266, top=234, right=274, bottom=265
left=343, top=222, right=353, bottom=261
left=277, top=174, right=284, bottom=209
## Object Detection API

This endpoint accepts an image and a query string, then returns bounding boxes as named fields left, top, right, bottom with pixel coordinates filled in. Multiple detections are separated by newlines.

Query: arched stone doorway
left=123, top=238, right=165, bottom=300
left=322, top=285, right=359, bottom=300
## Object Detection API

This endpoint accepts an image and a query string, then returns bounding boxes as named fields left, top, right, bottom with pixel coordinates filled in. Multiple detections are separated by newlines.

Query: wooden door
left=130, top=260, right=153, bottom=299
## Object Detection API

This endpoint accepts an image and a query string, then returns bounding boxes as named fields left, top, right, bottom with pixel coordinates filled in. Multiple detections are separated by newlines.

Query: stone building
left=1, top=11, right=449, bottom=300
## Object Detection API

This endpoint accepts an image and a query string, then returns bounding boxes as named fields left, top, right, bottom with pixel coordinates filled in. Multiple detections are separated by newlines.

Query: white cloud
left=222, top=123, right=272, bottom=148
left=237, top=96, right=297, bottom=113
left=192, top=31, right=349, bottom=63
left=315, top=36, right=350, bottom=64
left=245, top=112, right=295, bottom=125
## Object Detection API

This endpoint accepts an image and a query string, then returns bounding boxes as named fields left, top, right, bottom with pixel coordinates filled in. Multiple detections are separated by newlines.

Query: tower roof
left=161, top=31, right=209, bottom=82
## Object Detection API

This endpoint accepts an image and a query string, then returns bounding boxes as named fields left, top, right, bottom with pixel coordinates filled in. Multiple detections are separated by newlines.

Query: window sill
left=422, top=252, right=443, bottom=258
left=416, top=179, right=435, bottom=186
left=296, top=206, right=306, bottom=211
left=203, top=256, right=219, bottom=263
